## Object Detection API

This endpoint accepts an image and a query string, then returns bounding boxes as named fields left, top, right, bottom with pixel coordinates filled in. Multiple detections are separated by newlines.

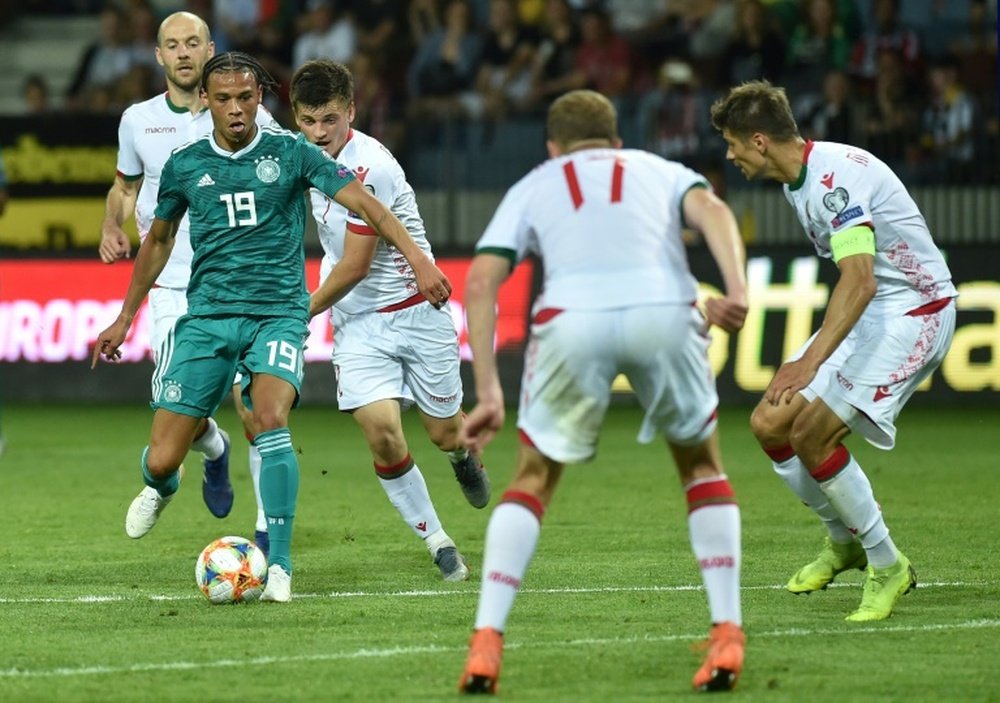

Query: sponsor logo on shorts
left=162, top=380, right=182, bottom=403
left=873, top=385, right=893, bottom=402
left=836, top=371, right=854, bottom=391
left=429, top=392, right=458, bottom=404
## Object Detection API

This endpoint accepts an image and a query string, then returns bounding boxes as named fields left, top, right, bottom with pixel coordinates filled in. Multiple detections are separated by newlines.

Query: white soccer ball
left=195, top=535, right=268, bottom=604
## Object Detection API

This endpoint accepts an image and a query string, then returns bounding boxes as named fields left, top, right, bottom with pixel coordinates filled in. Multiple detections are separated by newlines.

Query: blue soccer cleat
left=202, top=429, right=234, bottom=518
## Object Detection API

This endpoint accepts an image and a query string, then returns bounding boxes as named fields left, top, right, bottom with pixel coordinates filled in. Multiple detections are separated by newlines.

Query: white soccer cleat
left=125, top=486, right=173, bottom=539
left=261, top=564, right=292, bottom=602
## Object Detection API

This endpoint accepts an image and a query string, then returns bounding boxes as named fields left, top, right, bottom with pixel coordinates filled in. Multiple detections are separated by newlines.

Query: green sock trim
left=141, top=447, right=180, bottom=497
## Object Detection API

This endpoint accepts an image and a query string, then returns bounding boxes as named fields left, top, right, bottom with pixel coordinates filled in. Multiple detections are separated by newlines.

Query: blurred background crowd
left=0, top=0, right=997, bottom=187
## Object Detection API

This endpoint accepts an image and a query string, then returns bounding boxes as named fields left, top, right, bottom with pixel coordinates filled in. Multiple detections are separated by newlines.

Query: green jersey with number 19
left=155, top=123, right=355, bottom=320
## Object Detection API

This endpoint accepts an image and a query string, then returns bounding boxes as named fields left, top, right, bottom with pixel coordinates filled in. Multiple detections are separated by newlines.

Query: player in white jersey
left=98, top=12, right=270, bottom=553
left=711, top=80, right=958, bottom=622
left=289, top=59, right=491, bottom=582
left=457, top=90, right=749, bottom=694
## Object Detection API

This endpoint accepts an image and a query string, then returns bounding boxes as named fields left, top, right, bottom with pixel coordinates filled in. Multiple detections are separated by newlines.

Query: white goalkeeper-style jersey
left=783, top=140, right=957, bottom=315
left=115, top=94, right=275, bottom=288
left=312, top=128, right=434, bottom=315
left=475, top=148, right=707, bottom=313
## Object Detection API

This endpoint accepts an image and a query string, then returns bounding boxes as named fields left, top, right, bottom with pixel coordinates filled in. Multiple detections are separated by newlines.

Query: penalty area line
left=1, top=619, right=998, bottom=679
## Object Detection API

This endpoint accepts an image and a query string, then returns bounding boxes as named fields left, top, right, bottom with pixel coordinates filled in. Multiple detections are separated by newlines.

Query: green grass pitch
left=0, top=403, right=997, bottom=702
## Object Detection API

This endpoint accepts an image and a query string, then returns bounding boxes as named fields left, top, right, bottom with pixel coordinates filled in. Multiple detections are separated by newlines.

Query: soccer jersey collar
left=788, top=139, right=815, bottom=191
left=164, top=92, right=207, bottom=116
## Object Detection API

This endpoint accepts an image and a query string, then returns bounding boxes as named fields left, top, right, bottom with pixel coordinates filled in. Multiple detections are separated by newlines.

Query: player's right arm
left=92, top=216, right=178, bottom=367
left=682, top=187, right=748, bottom=334
left=99, top=174, right=141, bottom=263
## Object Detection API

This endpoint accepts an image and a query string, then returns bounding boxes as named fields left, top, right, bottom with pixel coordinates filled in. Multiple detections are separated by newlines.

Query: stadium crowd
left=6, top=0, right=998, bottom=185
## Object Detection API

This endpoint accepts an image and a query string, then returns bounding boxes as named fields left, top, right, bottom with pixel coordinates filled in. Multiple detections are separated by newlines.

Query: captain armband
left=830, top=226, right=875, bottom=264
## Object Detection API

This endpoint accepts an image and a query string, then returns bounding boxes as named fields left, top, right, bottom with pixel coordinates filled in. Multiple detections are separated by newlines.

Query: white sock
left=773, top=454, right=855, bottom=543
left=474, top=502, right=541, bottom=632
left=249, top=444, right=266, bottom=532
left=377, top=462, right=443, bottom=541
left=686, top=476, right=742, bottom=626
left=190, top=417, right=225, bottom=460
left=815, top=449, right=897, bottom=569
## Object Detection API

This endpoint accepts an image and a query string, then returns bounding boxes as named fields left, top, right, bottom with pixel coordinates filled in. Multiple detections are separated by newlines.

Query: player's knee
left=252, top=409, right=288, bottom=434
left=145, top=445, right=185, bottom=477
left=749, top=402, right=786, bottom=446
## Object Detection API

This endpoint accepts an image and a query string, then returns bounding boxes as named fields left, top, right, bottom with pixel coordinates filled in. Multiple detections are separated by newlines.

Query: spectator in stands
left=722, top=0, right=786, bottom=86
left=65, top=5, right=138, bottom=111
left=569, top=6, right=634, bottom=111
left=129, top=0, right=161, bottom=74
left=527, top=0, right=580, bottom=112
left=800, top=68, right=860, bottom=144
left=212, top=0, right=260, bottom=53
left=636, top=59, right=710, bottom=166
left=466, top=0, right=539, bottom=120
left=849, top=0, right=921, bottom=88
left=917, top=53, right=978, bottom=184
left=860, top=47, right=920, bottom=174
left=293, top=0, right=357, bottom=68
left=22, top=74, right=51, bottom=114
left=350, top=0, right=411, bottom=94
left=783, top=0, right=851, bottom=114
left=406, top=0, right=483, bottom=120
left=350, top=49, right=406, bottom=153
left=948, top=0, right=998, bottom=103
left=409, top=0, right=442, bottom=46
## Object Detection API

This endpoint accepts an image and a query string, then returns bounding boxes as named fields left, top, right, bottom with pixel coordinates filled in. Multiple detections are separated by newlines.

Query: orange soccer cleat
left=458, top=627, right=504, bottom=694
left=691, top=621, right=745, bottom=692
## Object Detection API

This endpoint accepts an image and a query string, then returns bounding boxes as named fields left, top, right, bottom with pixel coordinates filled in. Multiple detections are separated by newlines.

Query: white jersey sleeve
left=314, top=130, right=434, bottom=315
left=784, top=141, right=957, bottom=315
left=475, top=148, right=704, bottom=311
left=116, top=108, right=143, bottom=178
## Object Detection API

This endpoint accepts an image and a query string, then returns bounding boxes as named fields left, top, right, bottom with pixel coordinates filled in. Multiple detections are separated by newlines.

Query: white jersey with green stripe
left=312, top=128, right=434, bottom=314
left=155, top=124, right=355, bottom=320
left=115, top=93, right=275, bottom=288
left=783, top=140, right=957, bottom=315
left=475, top=147, right=705, bottom=311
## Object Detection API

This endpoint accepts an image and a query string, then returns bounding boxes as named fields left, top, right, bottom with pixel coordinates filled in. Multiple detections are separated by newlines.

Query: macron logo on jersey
left=354, top=165, right=369, bottom=183
left=197, top=173, right=215, bottom=187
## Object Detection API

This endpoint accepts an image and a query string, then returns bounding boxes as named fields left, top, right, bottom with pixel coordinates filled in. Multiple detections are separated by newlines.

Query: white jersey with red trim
left=476, top=148, right=705, bottom=311
left=312, top=129, right=434, bottom=315
left=115, top=94, right=275, bottom=288
left=783, top=140, right=957, bottom=315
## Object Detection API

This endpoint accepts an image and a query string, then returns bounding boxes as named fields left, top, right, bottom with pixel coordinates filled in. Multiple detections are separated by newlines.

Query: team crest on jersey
left=162, top=380, right=182, bottom=403
left=822, top=186, right=850, bottom=213
left=255, top=156, right=281, bottom=183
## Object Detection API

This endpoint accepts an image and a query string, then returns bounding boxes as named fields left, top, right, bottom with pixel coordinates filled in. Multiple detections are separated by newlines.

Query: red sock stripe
left=501, top=490, right=545, bottom=521
left=810, top=445, right=850, bottom=482
left=518, top=429, right=536, bottom=448
left=763, top=444, right=795, bottom=462
left=686, top=478, right=737, bottom=514
left=245, top=431, right=255, bottom=444
left=374, top=454, right=414, bottom=479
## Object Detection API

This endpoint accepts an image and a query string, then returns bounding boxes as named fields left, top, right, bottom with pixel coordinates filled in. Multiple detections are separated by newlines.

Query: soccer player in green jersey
left=92, top=52, right=452, bottom=602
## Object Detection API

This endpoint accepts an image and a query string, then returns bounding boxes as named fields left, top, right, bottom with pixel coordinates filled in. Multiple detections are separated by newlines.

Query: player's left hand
left=765, top=358, right=818, bottom=405
left=413, top=255, right=452, bottom=309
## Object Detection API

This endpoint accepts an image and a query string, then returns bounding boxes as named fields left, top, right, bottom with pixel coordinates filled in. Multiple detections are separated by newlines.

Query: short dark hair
left=710, top=80, right=800, bottom=141
left=201, top=51, right=278, bottom=94
left=289, top=59, right=354, bottom=109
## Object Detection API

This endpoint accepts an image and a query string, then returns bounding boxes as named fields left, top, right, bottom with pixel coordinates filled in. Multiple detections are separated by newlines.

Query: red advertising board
left=0, top=258, right=535, bottom=363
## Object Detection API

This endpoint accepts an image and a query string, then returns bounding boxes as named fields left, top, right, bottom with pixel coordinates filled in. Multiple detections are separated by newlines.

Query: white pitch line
left=1, top=619, right=998, bottom=680
left=0, top=580, right=982, bottom=605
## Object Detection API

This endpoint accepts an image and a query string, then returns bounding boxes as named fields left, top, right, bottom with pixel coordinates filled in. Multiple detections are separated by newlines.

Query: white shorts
left=147, top=285, right=243, bottom=396
left=331, top=301, right=463, bottom=418
left=795, top=300, right=956, bottom=450
left=517, top=304, right=719, bottom=464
